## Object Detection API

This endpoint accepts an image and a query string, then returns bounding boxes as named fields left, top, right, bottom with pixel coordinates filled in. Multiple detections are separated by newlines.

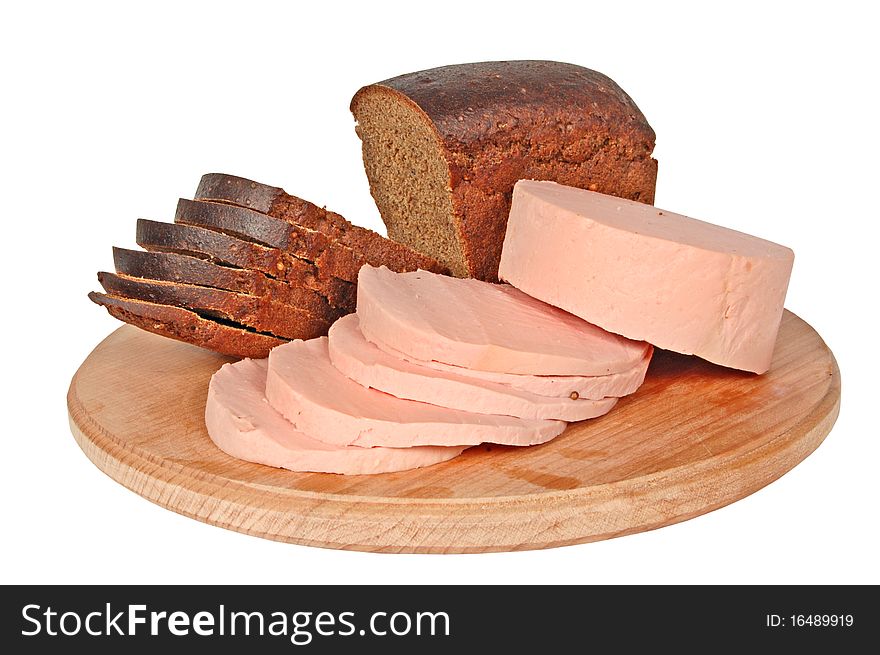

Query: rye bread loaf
left=97, top=272, right=329, bottom=340
left=89, top=292, right=285, bottom=358
left=135, top=219, right=356, bottom=311
left=195, top=173, right=449, bottom=274
left=350, top=60, right=658, bottom=280
left=112, top=247, right=342, bottom=321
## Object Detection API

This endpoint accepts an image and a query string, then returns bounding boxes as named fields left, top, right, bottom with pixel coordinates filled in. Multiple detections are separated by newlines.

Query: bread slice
left=195, top=173, right=449, bottom=274
left=174, top=199, right=364, bottom=282
left=112, top=247, right=342, bottom=322
left=135, top=219, right=356, bottom=311
left=175, top=198, right=300, bottom=250
left=88, top=292, right=285, bottom=358
left=137, top=217, right=288, bottom=273
left=97, top=272, right=329, bottom=340
left=350, top=60, right=658, bottom=280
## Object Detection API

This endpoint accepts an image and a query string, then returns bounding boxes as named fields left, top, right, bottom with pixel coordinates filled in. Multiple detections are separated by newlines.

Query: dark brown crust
left=175, top=198, right=294, bottom=250
left=112, top=247, right=342, bottom=322
left=88, top=292, right=285, bottom=359
left=97, top=272, right=329, bottom=340
left=194, top=173, right=449, bottom=275
left=174, top=199, right=364, bottom=282
left=137, top=218, right=286, bottom=274
left=195, top=173, right=281, bottom=214
left=351, top=60, right=658, bottom=281
left=135, top=220, right=356, bottom=311
left=368, top=60, right=655, bottom=147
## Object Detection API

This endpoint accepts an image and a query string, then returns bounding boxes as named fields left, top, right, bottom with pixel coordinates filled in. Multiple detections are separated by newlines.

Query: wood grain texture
left=67, top=311, right=840, bottom=553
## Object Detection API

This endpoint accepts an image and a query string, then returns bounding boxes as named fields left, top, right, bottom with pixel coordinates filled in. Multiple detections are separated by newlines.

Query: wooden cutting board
left=67, top=310, right=839, bottom=553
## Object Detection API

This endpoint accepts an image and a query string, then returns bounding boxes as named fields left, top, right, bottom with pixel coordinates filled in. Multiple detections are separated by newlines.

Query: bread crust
left=112, top=247, right=342, bottom=321
left=88, top=292, right=285, bottom=359
left=194, top=173, right=280, bottom=214
left=174, top=199, right=364, bottom=282
left=97, top=272, right=329, bottom=340
left=135, top=219, right=356, bottom=311
left=194, top=173, right=450, bottom=275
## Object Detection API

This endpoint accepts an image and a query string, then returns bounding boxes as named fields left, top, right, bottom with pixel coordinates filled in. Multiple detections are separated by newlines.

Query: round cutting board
left=68, top=310, right=839, bottom=553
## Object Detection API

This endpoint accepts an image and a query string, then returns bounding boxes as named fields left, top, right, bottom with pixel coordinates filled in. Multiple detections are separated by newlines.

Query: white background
left=2, top=1, right=877, bottom=584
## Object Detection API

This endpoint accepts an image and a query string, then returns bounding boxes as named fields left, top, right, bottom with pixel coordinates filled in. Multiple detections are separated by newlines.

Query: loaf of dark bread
left=350, top=60, right=658, bottom=280
left=88, top=292, right=285, bottom=358
left=112, top=247, right=343, bottom=321
left=97, top=272, right=329, bottom=340
left=135, top=219, right=356, bottom=311
left=195, top=173, right=449, bottom=275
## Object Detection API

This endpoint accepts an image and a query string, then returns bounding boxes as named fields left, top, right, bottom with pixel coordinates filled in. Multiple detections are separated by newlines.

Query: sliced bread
left=112, top=247, right=342, bottom=322
left=195, top=173, right=449, bottom=274
left=88, top=292, right=285, bottom=358
left=94, top=170, right=450, bottom=360
left=174, top=199, right=364, bottom=282
left=135, top=219, right=356, bottom=311
left=97, top=272, right=329, bottom=340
